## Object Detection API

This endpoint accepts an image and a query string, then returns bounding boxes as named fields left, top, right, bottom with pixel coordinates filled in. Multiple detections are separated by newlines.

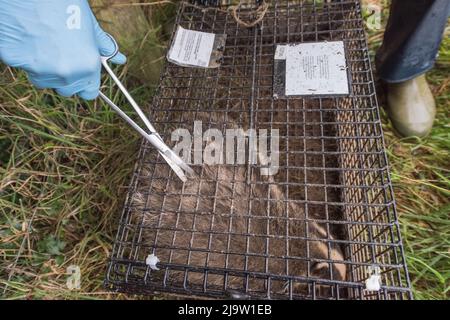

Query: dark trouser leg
left=376, top=0, right=450, bottom=83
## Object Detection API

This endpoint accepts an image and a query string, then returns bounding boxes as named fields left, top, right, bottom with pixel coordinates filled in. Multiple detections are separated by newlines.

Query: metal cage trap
left=105, top=0, right=413, bottom=300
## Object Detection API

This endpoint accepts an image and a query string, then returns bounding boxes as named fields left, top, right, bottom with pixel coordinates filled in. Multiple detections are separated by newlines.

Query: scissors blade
left=159, top=152, right=188, bottom=183
left=151, top=132, right=196, bottom=179
left=162, top=149, right=196, bottom=178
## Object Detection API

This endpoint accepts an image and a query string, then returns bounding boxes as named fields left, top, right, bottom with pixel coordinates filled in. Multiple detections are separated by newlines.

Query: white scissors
left=98, top=35, right=194, bottom=182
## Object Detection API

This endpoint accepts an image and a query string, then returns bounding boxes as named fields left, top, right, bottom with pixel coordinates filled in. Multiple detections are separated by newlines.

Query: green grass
left=381, top=39, right=450, bottom=299
left=0, top=68, right=141, bottom=299
left=369, top=33, right=450, bottom=299
left=0, top=1, right=449, bottom=300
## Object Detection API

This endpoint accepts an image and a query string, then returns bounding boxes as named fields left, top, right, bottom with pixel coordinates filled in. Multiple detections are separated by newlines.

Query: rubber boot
left=386, top=74, right=436, bottom=138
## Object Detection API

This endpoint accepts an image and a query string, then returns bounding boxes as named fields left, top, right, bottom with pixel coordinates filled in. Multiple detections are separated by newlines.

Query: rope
left=229, top=0, right=269, bottom=28
left=182, top=1, right=269, bottom=28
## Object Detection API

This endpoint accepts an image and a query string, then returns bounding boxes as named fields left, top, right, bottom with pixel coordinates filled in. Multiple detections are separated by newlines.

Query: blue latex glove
left=0, top=0, right=126, bottom=100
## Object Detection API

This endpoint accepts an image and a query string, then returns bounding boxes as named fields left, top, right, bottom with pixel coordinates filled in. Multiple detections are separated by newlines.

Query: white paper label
left=285, top=41, right=349, bottom=96
left=168, top=26, right=215, bottom=68
left=274, top=45, right=287, bottom=60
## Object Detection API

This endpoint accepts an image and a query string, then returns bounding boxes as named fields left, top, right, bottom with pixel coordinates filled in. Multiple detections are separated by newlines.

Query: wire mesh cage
left=105, top=0, right=412, bottom=300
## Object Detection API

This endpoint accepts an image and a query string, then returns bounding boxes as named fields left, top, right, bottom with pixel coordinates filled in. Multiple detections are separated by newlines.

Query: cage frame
left=105, top=0, right=413, bottom=300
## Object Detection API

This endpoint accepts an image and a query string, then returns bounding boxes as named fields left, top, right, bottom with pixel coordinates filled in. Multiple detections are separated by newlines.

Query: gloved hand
left=0, top=0, right=126, bottom=100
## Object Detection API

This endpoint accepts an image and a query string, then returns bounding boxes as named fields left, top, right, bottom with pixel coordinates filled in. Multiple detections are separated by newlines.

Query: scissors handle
left=101, top=33, right=120, bottom=61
